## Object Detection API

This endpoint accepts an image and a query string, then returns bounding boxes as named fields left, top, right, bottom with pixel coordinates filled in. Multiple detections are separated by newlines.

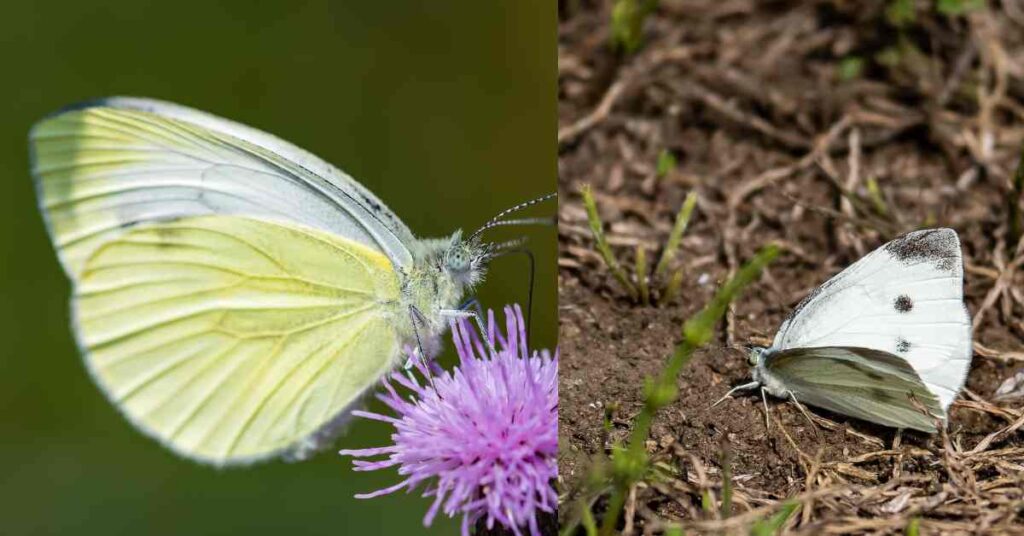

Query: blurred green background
left=0, top=2, right=554, bottom=535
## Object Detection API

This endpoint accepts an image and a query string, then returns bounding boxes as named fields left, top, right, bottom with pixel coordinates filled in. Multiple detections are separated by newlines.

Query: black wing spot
left=894, top=294, right=913, bottom=313
left=896, top=338, right=911, bottom=353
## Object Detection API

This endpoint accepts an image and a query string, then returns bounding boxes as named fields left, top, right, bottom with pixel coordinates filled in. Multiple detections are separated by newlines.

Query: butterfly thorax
left=750, top=348, right=789, bottom=398
left=394, top=231, right=489, bottom=344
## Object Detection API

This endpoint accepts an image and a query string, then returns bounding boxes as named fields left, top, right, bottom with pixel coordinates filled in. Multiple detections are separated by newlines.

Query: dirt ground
left=557, top=1, right=1024, bottom=534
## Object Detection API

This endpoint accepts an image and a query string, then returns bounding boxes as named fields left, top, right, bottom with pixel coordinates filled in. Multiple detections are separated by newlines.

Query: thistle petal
left=341, top=305, right=557, bottom=535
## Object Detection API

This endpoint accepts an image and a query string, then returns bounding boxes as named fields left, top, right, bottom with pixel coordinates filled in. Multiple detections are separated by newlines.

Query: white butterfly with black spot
left=720, top=228, right=972, bottom=433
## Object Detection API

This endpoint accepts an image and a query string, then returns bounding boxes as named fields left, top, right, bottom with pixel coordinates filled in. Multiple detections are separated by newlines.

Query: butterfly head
left=747, top=346, right=768, bottom=366
left=442, top=192, right=555, bottom=295
left=443, top=231, right=489, bottom=291
left=747, top=346, right=775, bottom=387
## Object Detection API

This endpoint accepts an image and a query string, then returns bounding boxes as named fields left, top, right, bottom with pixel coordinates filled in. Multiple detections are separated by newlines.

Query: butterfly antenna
left=468, top=192, right=556, bottom=242
left=489, top=238, right=537, bottom=344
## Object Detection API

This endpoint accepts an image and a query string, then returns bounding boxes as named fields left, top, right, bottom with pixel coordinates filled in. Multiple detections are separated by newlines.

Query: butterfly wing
left=30, top=98, right=416, bottom=464
left=31, top=97, right=415, bottom=277
left=74, top=215, right=402, bottom=465
left=764, top=347, right=943, bottom=432
left=771, top=229, right=971, bottom=411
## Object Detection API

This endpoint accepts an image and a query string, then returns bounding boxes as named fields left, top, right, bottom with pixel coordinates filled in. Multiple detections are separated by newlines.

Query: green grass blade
left=581, top=184, right=638, bottom=300
left=701, top=489, right=714, bottom=513
left=683, top=245, right=779, bottom=347
left=596, top=245, right=777, bottom=536
left=750, top=500, right=800, bottom=536
left=720, top=449, right=732, bottom=518
left=885, top=0, right=916, bottom=27
left=655, top=191, right=698, bottom=278
left=581, top=501, right=598, bottom=536
left=937, top=0, right=984, bottom=16
left=866, top=176, right=888, bottom=216
left=636, top=245, right=650, bottom=305
left=656, top=149, right=677, bottom=178
left=659, top=268, right=684, bottom=306
left=610, top=0, right=658, bottom=53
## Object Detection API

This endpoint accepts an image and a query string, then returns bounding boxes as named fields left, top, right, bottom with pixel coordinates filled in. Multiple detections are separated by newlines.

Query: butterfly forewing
left=29, top=98, right=426, bottom=464
left=765, top=346, right=943, bottom=433
left=31, top=97, right=416, bottom=277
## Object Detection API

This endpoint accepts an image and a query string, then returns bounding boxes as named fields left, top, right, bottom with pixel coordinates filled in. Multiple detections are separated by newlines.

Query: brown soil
left=557, top=1, right=1024, bottom=534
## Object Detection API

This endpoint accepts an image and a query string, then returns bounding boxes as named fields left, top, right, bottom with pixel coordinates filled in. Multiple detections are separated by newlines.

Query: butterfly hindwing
left=74, top=215, right=402, bottom=465
left=765, top=346, right=943, bottom=433
left=771, top=229, right=971, bottom=411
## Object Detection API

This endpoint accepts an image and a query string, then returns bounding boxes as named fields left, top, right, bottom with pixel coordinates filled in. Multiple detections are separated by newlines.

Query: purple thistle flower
left=339, top=304, right=558, bottom=536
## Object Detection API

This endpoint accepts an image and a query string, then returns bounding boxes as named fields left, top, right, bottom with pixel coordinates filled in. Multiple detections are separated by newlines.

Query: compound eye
left=448, top=251, right=469, bottom=272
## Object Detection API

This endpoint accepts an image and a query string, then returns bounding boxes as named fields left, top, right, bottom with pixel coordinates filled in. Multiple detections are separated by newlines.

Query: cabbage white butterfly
left=30, top=97, right=552, bottom=465
left=719, top=228, right=972, bottom=432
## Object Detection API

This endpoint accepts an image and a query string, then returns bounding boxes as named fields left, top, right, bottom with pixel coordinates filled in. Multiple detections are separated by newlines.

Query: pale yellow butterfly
left=30, top=97, right=552, bottom=466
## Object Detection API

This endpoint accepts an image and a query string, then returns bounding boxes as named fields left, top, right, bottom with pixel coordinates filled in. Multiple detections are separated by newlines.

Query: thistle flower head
left=339, top=304, right=558, bottom=535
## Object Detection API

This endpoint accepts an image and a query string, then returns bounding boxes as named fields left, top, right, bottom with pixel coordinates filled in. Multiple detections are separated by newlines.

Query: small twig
left=772, top=410, right=814, bottom=469
left=1009, top=141, right=1024, bottom=250
left=559, top=79, right=629, bottom=145
left=623, top=484, right=638, bottom=535
left=973, top=341, right=1024, bottom=362
left=967, top=412, right=1024, bottom=456
left=679, top=80, right=811, bottom=150
left=954, top=397, right=1022, bottom=423
left=665, top=487, right=845, bottom=532
left=893, top=430, right=904, bottom=481
left=802, top=449, right=824, bottom=526
left=728, top=115, right=852, bottom=209
left=842, top=128, right=867, bottom=257
left=972, top=247, right=1024, bottom=331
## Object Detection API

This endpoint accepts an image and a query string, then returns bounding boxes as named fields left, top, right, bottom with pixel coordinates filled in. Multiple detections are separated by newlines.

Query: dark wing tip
left=30, top=96, right=138, bottom=141
left=883, top=228, right=962, bottom=271
left=35, top=97, right=118, bottom=124
left=34, top=96, right=174, bottom=124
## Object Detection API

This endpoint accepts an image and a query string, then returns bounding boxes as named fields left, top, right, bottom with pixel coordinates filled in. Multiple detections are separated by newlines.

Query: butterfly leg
left=761, top=386, right=771, bottom=431
left=785, top=390, right=820, bottom=432
left=458, top=296, right=485, bottom=319
left=439, top=308, right=498, bottom=356
left=403, top=305, right=429, bottom=370
left=455, top=297, right=503, bottom=353
left=711, top=381, right=760, bottom=408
